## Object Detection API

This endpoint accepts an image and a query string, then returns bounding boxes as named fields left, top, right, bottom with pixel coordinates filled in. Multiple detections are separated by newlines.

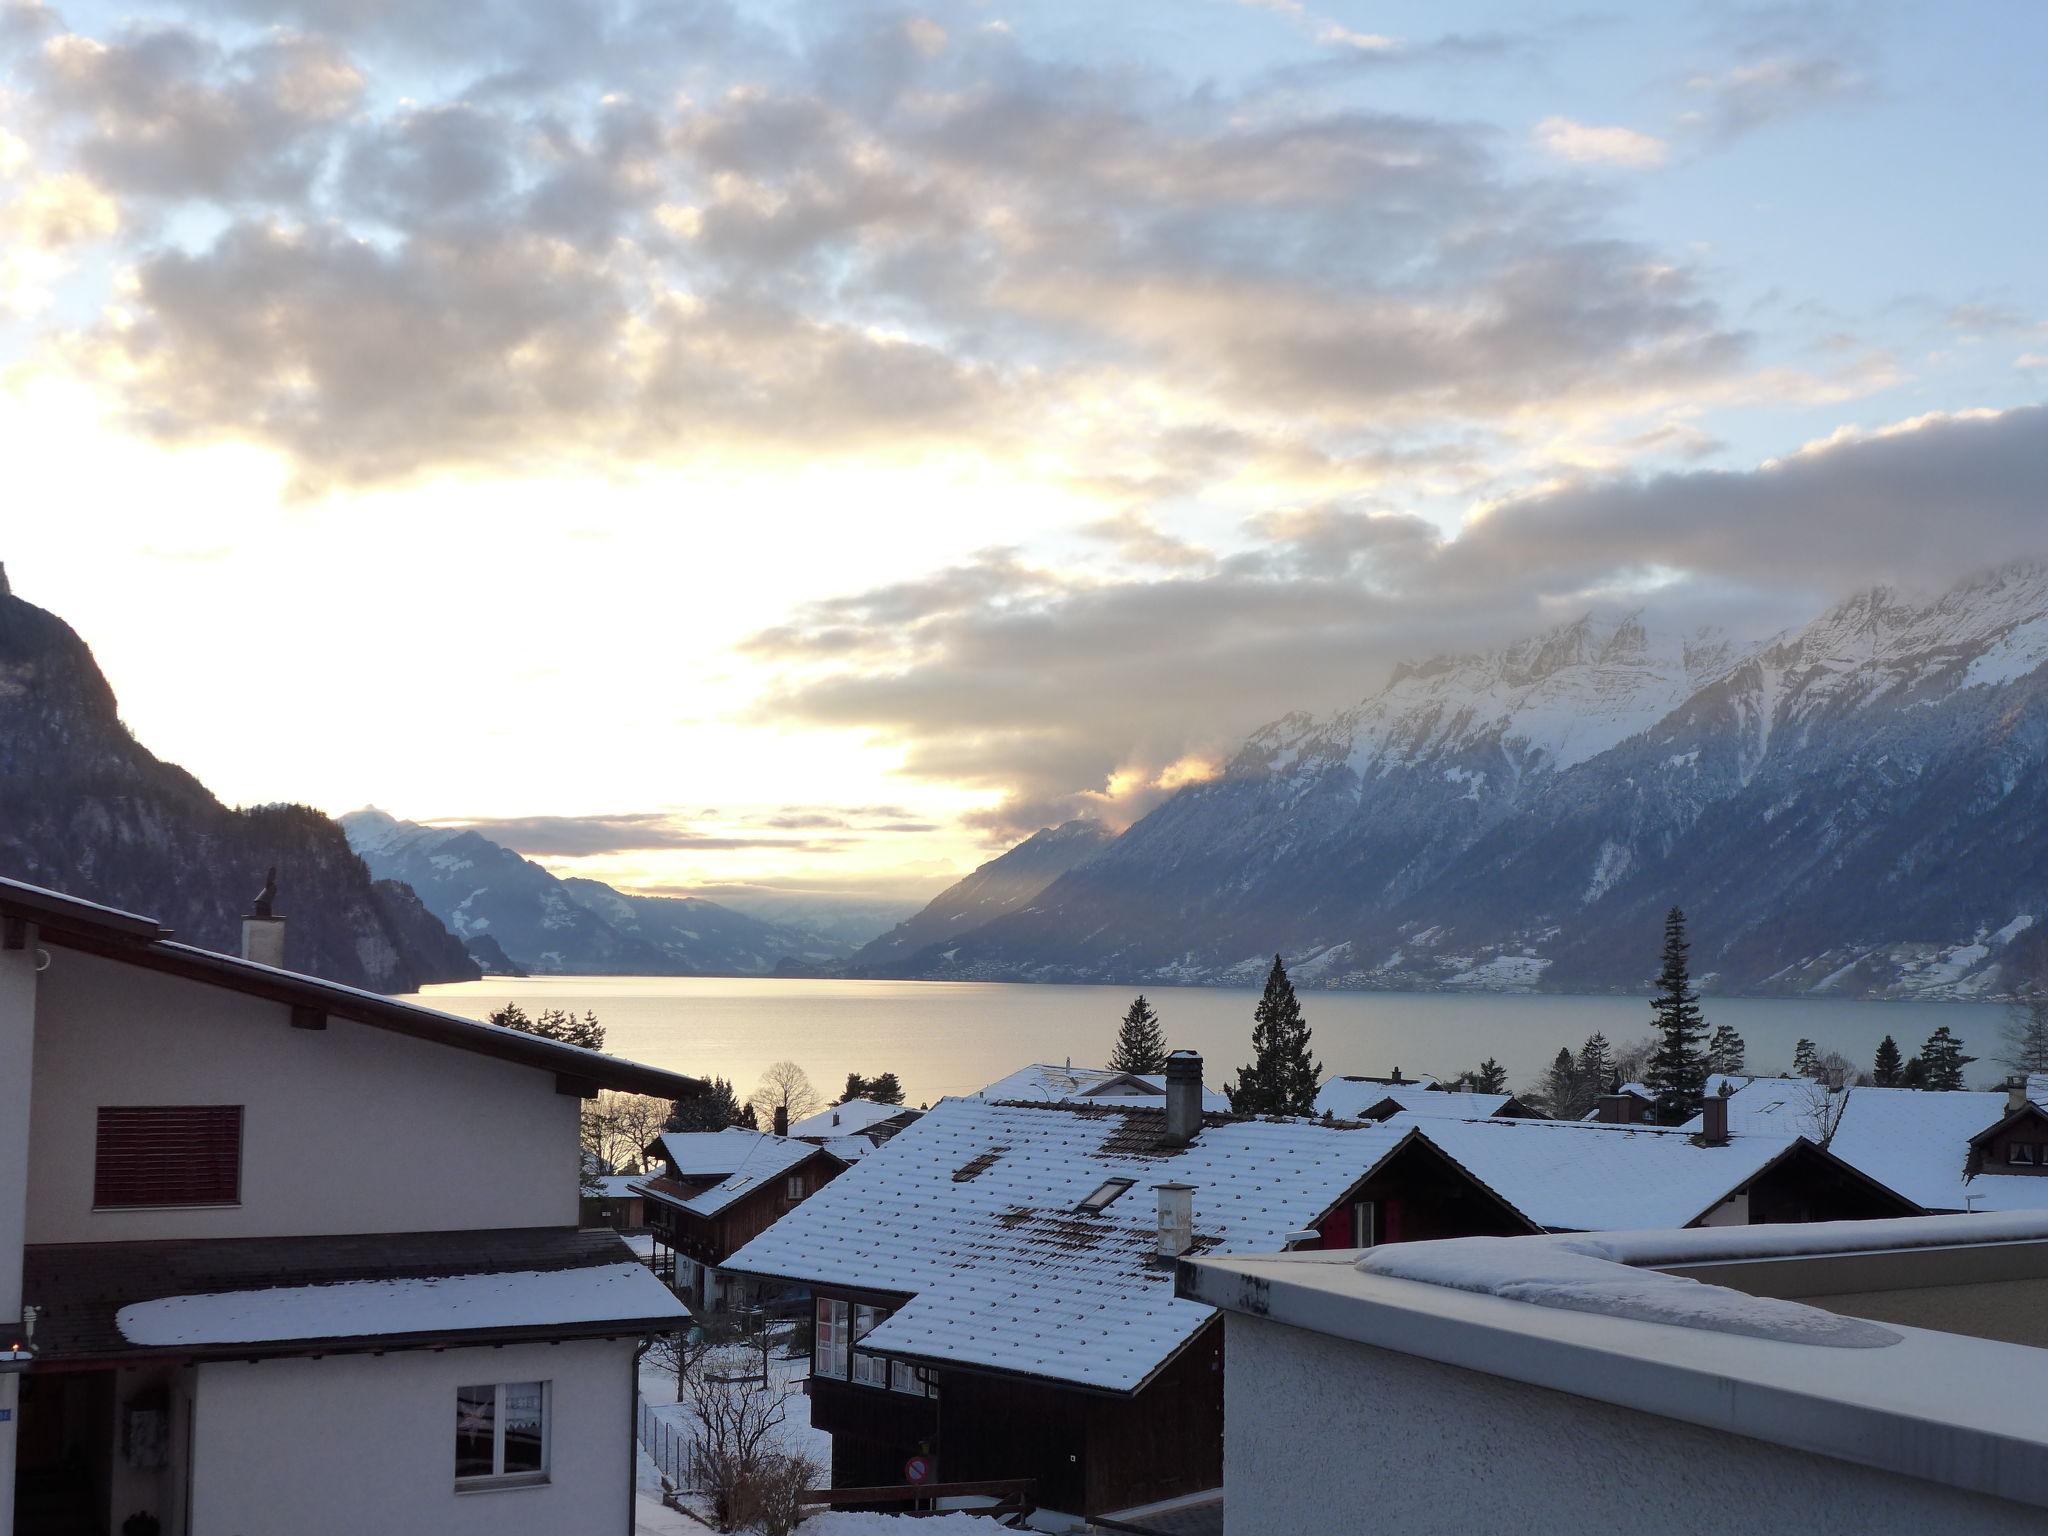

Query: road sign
left=903, top=1454, right=933, bottom=1485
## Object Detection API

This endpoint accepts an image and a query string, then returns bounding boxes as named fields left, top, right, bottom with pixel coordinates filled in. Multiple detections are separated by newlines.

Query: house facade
left=632, top=1130, right=849, bottom=1311
left=0, top=876, right=694, bottom=1536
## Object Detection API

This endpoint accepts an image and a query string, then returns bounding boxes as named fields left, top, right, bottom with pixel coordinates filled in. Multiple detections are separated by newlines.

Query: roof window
left=1076, top=1177, right=1136, bottom=1213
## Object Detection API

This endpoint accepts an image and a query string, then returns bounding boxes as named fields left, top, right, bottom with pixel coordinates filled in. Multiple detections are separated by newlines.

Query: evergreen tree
left=1575, top=1032, right=1612, bottom=1104
left=1108, top=994, right=1169, bottom=1075
left=1645, top=907, right=1709, bottom=1124
left=1705, top=1024, right=1747, bottom=1078
left=666, top=1076, right=745, bottom=1132
left=1921, top=1026, right=1971, bottom=1091
left=1226, top=956, right=1320, bottom=1116
left=1465, top=1058, right=1509, bottom=1094
left=868, top=1071, right=906, bottom=1105
left=1792, top=1038, right=1820, bottom=1078
left=491, top=1002, right=605, bottom=1052
left=1899, top=1054, right=1928, bottom=1090
left=738, top=1103, right=759, bottom=1129
left=1999, top=985, right=2048, bottom=1075
left=1872, top=1035, right=1904, bottom=1087
left=843, top=1072, right=871, bottom=1101
left=1541, top=1048, right=1586, bottom=1119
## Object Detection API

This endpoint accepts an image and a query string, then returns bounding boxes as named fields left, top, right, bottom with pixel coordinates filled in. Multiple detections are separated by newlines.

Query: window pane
left=455, top=1386, right=495, bottom=1479
left=816, top=1298, right=848, bottom=1379
left=502, top=1383, right=546, bottom=1475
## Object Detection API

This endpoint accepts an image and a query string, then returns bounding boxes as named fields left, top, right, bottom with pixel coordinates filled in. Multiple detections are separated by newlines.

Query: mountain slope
left=850, top=818, right=1113, bottom=974
left=892, top=566, right=2048, bottom=998
left=344, top=808, right=852, bottom=975
left=0, top=569, right=477, bottom=991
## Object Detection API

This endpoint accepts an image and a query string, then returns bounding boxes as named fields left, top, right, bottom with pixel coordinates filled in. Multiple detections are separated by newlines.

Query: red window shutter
left=94, top=1106, right=243, bottom=1207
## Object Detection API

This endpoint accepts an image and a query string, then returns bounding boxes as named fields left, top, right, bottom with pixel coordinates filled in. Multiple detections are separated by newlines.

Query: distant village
left=6, top=883, right=2048, bottom=1536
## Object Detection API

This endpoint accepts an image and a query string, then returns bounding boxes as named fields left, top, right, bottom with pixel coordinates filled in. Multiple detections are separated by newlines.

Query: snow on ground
left=1357, top=1233, right=1904, bottom=1348
left=117, top=1263, right=686, bottom=1345
left=638, top=1338, right=833, bottom=1480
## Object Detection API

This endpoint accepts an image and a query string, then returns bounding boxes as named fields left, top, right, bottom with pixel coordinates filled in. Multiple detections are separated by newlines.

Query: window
left=94, top=1106, right=242, bottom=1208
left=852, top=1304, right=890, bottom=1386
left=2010, top=1143, right=2039, bottom=1167
left=1352, top=1200, right=1377, bottom=1248
left=815, top=1298, right=849, bottom=1380
left=455, top=1382, right=548, bottom=1488
left=1076, top=1177, right=1135, bottom=1213
left=892, top=1358, right=938, bottom=1398
left=786, top=1174, right=806, bottom=1200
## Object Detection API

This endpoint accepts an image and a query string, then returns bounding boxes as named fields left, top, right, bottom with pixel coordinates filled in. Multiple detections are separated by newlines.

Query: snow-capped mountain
left=868, top=563, right=2048, bottom=999
left=343, top=810, right=852, bottom=976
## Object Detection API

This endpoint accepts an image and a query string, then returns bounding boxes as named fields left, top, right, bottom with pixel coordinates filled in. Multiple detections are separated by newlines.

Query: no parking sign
left=904, top=1454, right=934, bottom=1486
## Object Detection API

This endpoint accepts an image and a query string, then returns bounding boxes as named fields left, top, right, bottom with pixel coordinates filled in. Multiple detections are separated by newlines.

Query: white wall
left=1222, top=1312, right=2047, bottom=1536
left=0, top=940, right=37, bottom=1536
left=189, top=1339, right=636, bottom=1536
left=26, top=948, right=581, bottom=1242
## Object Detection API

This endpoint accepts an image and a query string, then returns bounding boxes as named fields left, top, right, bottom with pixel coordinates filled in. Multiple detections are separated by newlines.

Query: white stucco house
left=0, top=875, right=697, bottom=1536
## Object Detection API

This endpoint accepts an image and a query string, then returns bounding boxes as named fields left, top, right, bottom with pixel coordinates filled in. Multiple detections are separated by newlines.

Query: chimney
left=1164, top=1050, right=1203, bottom=1146
left=1154, top=1182, right=1194, bottom=1260
left=2008, top=1076, right=2031, bottom=1117
left=772, top=1104, right=789, bottom=1138
left=1700, top=1094, right=1730, bottom=1146
left=240, top=865, right=285, bottom=969
left=1390, top=1067, right=1405, bottom=1085
left=1594, top=1093, right=1643, bottom=1125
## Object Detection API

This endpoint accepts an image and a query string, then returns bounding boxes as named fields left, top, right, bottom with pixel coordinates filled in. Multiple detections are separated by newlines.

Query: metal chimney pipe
left=1164, top=1050, right=1203, bottom=1145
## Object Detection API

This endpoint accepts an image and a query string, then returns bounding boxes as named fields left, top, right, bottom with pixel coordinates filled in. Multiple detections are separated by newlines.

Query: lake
left=402, top=976, right=2014, bottom=1108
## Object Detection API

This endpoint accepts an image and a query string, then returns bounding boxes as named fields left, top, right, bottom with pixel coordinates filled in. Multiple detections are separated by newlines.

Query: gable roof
left=723, top=1097, right=1413, bottom=1392
left=788, top=1098, right=915, bottom=1139
left=1405, top=1116, right=1814, bottom=1231
left=978, top=1062, right=1231, bottom=1113
left=648, top=1127, right=784, bottom=1177
left=1314, top=1079, right=1470, bottom=1119
left=0, top=874, right=699, bottom=1100
left=1351, top=1086, right=1523, bottom=1122
left=635, top=1136, right=840, bottom=1219
left=1680, top=1078, right=2048, bottom=1213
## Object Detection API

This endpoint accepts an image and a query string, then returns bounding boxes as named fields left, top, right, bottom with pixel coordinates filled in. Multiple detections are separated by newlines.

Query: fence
left=637, top=1395, right=710, bottom=1494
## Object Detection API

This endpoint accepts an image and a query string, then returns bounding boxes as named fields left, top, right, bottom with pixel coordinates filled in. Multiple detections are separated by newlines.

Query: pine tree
left=1705, top=1024, right=1746, bottom=1078
left=868, top=1072, right=906, bottom=1105
left=1900, top=1054, right=1928, bottom=1089
left=666, top=1076, right=745, bottom=1132
left=1872, top=1035, right=1903, bottom=1087
left=491, top=1002, right=605, bottom=1052
left=843, top=1072, right=871, bottom=1101
left=1575, top=1032, right=1612, bottom=1104
left=1541, top=1048, right=1585, bottom=1119
left=1793, top=1038, right=1820, bottom=1078
left=1108, top=994, right=1169, bottom=1075
left=1921, top=1026, right=1971, bottom=1091
left=1466, top=1058, right=1508, bottom=1094
left=2000, top=985, right=2048, bottom=1075
left=1645, top=907, right=1708, bottom=1124
left=1226, top=956, right=1320, bottom=1116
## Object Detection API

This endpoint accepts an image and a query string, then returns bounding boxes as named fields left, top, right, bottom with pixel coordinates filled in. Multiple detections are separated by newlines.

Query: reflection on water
left=405, top=975, right=2009, bottom=1109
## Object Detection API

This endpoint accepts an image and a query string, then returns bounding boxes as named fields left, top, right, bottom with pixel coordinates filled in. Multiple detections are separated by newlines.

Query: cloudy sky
left=2, top=0, right=2044, bottom=904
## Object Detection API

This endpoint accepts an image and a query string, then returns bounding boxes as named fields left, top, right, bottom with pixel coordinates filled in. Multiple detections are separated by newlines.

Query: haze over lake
left=406, top=977, right=2011, bottom=1108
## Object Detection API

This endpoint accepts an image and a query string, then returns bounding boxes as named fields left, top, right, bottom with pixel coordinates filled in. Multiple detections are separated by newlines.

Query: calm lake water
left=403, top=976, right=2013, bottom=1108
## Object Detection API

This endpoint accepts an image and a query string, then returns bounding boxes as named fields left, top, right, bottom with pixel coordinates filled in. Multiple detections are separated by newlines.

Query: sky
left=1, top=0, right=2044, bottom=906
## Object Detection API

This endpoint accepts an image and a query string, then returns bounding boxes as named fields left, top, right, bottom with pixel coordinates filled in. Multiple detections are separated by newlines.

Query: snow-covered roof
left=592, top=1174, right=642, bottom=1200
left=820, top=1135, right=875, bottom=1161
left=1408, top=1117, right=1807, bottom=1232
left=788, top=1098, right=912, bottom=1139
left=723, top=1097, right=1412, bottom=1391
left=638, top=1135, right=834, bottom=1218
left=978, top=1063, right=1230, bottom=1113
left=1317, top=1082, right=1516, bottom=1122
left=1679, top=1079, right=2048, bottom=1214
left=117, top=1262, right=685, bottom=1346
left=650, top=1126, right=788, bottom=1177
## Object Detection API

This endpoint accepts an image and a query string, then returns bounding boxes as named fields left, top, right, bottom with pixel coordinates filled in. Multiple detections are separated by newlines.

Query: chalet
left=631, top=1129, right=850, bottom=1311
left=1400, top=1112, right=1919, bottom=1232
left=580, top=1174, right=646, bottom=1231
left=0, top=875, right=694, bottom=1536
left=786, top=1098, right=924, bottom=1160
left=1316, top=1081, right=1542, bottom=1123
left=720, top=1052, right=1512, bottom=1521
left=978, top=1062, right=1231, bottom=1112
left=1683, top=1076, right=2048, bottom=1213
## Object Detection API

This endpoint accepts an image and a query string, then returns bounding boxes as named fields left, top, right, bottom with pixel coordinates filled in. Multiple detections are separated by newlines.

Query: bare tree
left=1608, top=1034, right=1659, bottom=1089
left=2001, top=975, right=2048, bottom=1076
left=1798, top=1079, right=1850, bottom=1146
left=749, top=1062, right=821, bottom=1129
left=680, top=1333, right=793, bottom=1531
left=734, top=1451, right=823, bottom=1536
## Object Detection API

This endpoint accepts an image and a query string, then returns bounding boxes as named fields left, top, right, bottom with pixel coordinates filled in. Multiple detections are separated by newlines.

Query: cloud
left=1680, top=5, right=1873, bottom=141
left=1533, top=116, right=1668, bottom=168
left=18, top=4, right=1753, bottom=492
left=427, top=812, right=847, bottom=856
left=746, top=404, right=2048, bottom=836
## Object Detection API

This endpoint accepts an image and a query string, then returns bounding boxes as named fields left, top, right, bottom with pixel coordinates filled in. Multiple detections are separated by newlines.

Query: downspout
left=630, top=1336, right=654, bottom=1536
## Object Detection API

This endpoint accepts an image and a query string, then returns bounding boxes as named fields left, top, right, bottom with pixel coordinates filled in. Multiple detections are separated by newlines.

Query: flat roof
left=0, top=874, right=701, bottom=1100
left=1181, top=1214, right=2048, bottom=1514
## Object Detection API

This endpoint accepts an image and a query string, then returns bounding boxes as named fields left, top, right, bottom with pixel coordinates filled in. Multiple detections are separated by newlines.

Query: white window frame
left=1352, top=1199, right=1377, bottom=1248
left=786, top=1173, right=807, bottom=1200
left=891, top=1358, right=938, bottom=1398
left=454, top=1380, right=550, bottom=1491
left=851, top=1304, right=891, bottom=1387
left=815, top=1298, right=849, bottom=1380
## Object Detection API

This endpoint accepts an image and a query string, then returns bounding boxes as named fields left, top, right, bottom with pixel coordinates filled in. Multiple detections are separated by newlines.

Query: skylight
left=1077, top=1177, right=1136, bottom=1213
